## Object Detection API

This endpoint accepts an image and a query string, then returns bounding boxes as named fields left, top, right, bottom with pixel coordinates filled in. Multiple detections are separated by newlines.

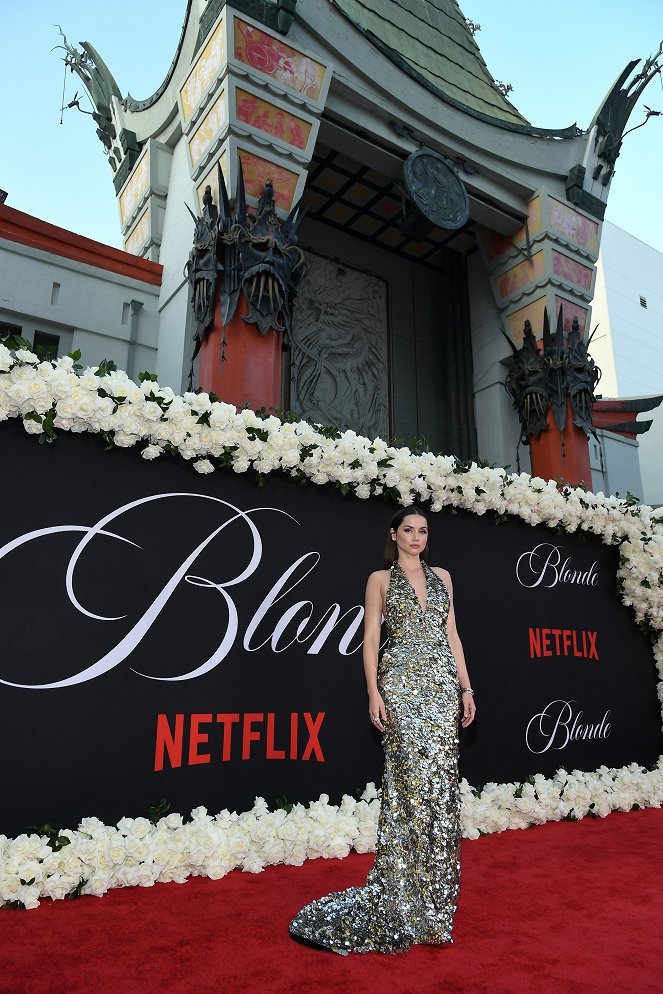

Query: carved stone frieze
left=289, top=252, right=389, bottom=439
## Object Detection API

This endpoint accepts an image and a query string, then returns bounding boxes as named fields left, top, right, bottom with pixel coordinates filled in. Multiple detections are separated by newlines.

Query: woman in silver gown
left=289, top=506, right=476, bottom=954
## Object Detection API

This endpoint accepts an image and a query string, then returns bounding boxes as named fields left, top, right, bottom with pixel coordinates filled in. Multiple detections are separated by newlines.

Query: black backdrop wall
left=1, top=422, right=661, bottom=835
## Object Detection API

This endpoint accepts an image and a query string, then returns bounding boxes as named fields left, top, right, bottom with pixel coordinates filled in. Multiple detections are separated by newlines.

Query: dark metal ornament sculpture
left=184, top=186, right=220, bottom=331
left=233, top=172, right=307, bottom=337
left=567, top=318, right=601, bottom=436
left=185, top=163, right=307, bottom=385
left=542, top=306, right=567, bottom=432
left=592, top=42, right=663, bottom=185
left=503, top=321, right=550, bottom=443
left=403, top=149, right=470, bottom=231
left=502, top=307, right=602, bottom=446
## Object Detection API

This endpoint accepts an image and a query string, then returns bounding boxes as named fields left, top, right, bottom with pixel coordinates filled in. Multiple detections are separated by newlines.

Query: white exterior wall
left=590, top=430, right=643, bottom=501
left=590, top=222, right=663, bottom=506
left=0, top=239, right=159, bottom=376
left=155, top=137, right=199, bottom=392
left=591, top=222, right=663, bottom=396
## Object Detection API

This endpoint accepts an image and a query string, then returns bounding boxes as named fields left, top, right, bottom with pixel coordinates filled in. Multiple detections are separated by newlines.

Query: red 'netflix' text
left=529, top=628, right=599, bottom=660
left=154, top=711, right=326, bottom=771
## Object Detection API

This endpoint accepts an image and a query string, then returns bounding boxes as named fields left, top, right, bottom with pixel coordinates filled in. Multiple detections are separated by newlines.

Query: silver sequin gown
left=289, top=561, right=462, bottom=954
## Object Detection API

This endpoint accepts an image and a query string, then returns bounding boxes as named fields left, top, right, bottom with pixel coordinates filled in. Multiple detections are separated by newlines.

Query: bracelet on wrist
left=461, top=687, right=474, bottom=695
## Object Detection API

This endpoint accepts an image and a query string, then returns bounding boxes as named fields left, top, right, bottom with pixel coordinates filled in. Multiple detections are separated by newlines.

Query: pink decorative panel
left=552, top=251, right=593, bottom=290
left=495, top=252, right=545, bottom=299
left=549, top=199, right=599, bottom=254
left=480, top=227, right=513, bottom=262
left=504, top=297, right=547, bottom=345
left=480, top=197, right=541, bottom=262
left=234, top=19, right=325, bottom=100
left=238, top=150, right=299, bottom=209
left=554, top=296, right=589, bottom=335
left=235, top=89, right=311, bottom=150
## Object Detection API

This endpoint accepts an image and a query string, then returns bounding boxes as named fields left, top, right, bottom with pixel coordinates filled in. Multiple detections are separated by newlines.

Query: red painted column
left=198, top=294, right=282, bottom=410
left=529, top=399, right=592, bottom=487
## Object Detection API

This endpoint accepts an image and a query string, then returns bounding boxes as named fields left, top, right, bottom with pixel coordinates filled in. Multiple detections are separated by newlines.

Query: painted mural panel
left=235, top=88, right=311, bottom=150
left=495, top=251, right=545, bottom=300
left=180, top=16, right=227, bottom=123
left=504, top=297, right=547, bottom=344
left=123, top=208, right=150, bottom=256
left=290, top=251, right=389, bottom=440
left=552, top=250, right=593, bottom=291
left=188, top=88, right=228, bottom=170
left=549, top=199, right=599, bottom=254
left=239, top=151, right=299, bottom=209
left=234, top=19, right=325, bottom=100
left=196, top=149, right=298, bottom=211
left=554, top=295, right=589, bottom=334
left=119, top=150, right=149, bottom=227
left=480, top=197, right=542, bottom=262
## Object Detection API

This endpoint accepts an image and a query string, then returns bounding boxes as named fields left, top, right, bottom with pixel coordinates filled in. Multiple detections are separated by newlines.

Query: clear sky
left=1, top=1, right=662, bottom=251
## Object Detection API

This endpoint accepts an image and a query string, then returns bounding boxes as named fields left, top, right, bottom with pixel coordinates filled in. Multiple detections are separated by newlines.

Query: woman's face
left=391, top=514, right=428, bottom=559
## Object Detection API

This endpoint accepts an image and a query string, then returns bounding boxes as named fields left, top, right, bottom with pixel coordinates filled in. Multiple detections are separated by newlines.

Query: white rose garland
left=1, top=346, right=662, bottom=908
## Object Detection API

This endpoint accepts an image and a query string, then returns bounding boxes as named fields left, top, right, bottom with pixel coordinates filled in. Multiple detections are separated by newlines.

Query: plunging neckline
left=396, top=561, right=428, bottom=614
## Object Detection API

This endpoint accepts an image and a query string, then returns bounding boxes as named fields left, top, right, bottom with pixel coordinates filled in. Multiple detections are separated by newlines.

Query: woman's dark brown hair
left=382, top=505, right=430, bottom=568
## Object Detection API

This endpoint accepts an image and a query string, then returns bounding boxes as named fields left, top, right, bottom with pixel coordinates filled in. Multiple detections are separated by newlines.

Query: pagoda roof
left=330, top=0, right=529, bottom=128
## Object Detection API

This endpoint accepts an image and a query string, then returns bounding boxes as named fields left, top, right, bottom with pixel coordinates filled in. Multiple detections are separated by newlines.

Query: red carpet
left=1, top=808, right=661, bottom=994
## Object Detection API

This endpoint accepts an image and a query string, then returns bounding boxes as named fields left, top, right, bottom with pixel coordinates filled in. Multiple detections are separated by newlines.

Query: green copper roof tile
left=331, top=0, right=529, bottom=127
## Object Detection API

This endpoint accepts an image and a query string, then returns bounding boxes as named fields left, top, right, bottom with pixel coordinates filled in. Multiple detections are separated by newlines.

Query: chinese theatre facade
left=59, top=0, right=662, bottom=480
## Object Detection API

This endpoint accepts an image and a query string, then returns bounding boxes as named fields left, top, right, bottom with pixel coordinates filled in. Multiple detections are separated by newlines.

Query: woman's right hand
left=368, top=690, right=388, bottom=732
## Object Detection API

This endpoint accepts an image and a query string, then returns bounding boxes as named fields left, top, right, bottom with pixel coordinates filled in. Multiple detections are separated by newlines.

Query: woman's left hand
left=461, top=692, right=476, bottom=728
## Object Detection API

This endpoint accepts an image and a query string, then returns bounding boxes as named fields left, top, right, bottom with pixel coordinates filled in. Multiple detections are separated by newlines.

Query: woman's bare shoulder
left=430, top=565, right=452, bottom=583
left=367, top=568, right=390, bottom=586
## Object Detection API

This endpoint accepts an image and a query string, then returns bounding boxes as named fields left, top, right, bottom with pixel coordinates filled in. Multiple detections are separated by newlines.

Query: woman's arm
left=363, top=571, right=388, bottom=731
left=433, top=567, right=476, bottom=728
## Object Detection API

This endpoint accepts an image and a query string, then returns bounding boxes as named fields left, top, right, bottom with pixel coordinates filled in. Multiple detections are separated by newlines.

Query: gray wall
left=0, top=238, right=159, bottom=376
left=298, top=217, right=476, bottom=458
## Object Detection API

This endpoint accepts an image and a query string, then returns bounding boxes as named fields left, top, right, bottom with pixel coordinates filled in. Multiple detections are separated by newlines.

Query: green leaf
left=138, top=370, right=158, bottom=382
left=1, top=900, right=27, bottom=911
left=67, top=349, right=82, bottom=362
left=67, top=877, right=88, bottom=901
left=94, top=358, right=117, bottom=377
left=147, top=798, right=171, bottom=825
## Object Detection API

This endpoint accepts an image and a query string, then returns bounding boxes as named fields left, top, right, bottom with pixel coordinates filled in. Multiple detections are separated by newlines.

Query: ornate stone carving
left=289, top=252, right=389, bottom=439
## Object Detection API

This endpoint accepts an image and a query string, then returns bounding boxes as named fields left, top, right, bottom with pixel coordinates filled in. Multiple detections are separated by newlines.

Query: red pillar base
left=530, top=399, right=592, bottom=487
left=198, top=296, right=281, bottom=410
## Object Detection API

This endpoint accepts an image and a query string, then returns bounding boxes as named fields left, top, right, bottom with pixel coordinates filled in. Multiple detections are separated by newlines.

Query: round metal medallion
left=403, top=150, right=470, bottom=230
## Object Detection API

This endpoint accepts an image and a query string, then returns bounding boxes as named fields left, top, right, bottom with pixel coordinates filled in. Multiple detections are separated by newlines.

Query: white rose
left=0, top=344, right=13, bottom=371
left=14, top=349, right=39, bottom=364
left=193, top=458, right=215, bottom=474
left=141, top=444, right=163, bottom=460
left=83, top=875, right=109, bottom=897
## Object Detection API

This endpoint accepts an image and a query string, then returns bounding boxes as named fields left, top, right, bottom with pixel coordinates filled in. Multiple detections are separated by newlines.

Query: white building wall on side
left=597, top=222, right=663, bottom=397
left=587, top=250, right=618, bottom=396
left=0, top=239, right=159, bottom=372
left=636, top=417, right=663, bottom=507
left=591, top=221, right=663, bottom=505
left=155, top=138, right=199, bottom=392
left=468, top=253, right=530, bottom=474
left=590, top=430, right=643, bottom=502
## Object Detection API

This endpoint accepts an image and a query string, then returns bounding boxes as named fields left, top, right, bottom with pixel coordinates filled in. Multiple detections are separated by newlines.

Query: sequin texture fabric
left=289, top=561, right=461, bottom=954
